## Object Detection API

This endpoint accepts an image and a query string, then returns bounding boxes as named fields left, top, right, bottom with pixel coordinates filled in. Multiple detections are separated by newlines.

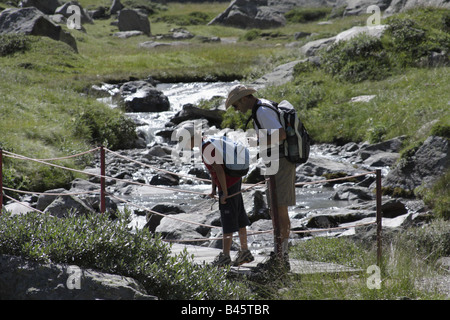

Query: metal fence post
left=100, top=146, right=106, bottom=214
left=376, top=169, right=382, bottom=266
left=0, top=148, right=3, bottom=214
left=268, top=176, right=282, bottom=259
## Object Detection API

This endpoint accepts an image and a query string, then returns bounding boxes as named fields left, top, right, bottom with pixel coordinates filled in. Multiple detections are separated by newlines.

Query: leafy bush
left=384, top=11, right=450, bottom=68
left=240, top=29, right=261, bottom=41
left=285, top=7, right=332, bottom=23
left=417, top=169, right=450, bottom=220
left=0, top=211, right=252, bottom=300
left=320, top=33, right=391, bottom=82
left=74, top=105, right=137, bottom=150
left=0, top=34, right=30, bottom=56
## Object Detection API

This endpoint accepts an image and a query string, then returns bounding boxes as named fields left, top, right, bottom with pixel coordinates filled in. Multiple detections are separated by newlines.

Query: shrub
left=0, top=211, right=252, bottom=300
left=320, top=33, right=391, bottom=82
left=0, top=34, right=30, bottom=56
left=74, top=105, right=137, bottom=150
left=285, top=7, right=332, bottom=23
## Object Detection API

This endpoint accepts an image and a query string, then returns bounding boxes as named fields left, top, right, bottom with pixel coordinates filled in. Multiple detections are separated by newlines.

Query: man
left=180, top=122, right=254, bottom=267
left=225, top=84, right=296, bottom=271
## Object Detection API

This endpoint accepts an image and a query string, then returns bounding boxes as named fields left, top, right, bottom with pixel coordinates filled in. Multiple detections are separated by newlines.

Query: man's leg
left=277, top=205, right=291, bottom=254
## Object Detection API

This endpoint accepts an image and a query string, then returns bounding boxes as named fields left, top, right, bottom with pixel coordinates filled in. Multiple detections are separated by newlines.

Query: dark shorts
left=218, top=180, right=250, bottom=234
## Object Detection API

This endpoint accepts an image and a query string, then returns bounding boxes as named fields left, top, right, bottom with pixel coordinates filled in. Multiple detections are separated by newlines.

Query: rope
left=2, top=193, right=45, bottom=215
left=295, top=171, right=376, bottom=187
left=0, top=148, right=380, bottom=245
left=105, top=147, right=211, bottom=183
left=3, top=186, right=100, bottom=197
left=109, top=193, right=221, bottom=230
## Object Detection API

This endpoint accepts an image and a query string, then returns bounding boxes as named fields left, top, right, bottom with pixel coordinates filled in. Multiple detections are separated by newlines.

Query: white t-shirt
left=254, top=99, right=282, bottom=132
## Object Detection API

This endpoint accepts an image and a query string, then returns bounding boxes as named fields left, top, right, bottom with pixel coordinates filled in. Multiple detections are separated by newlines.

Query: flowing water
left=97, top=81, right=353, bottom=229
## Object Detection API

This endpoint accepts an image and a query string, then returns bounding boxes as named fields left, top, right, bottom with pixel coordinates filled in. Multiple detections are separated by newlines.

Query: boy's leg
left=223, top=233, right=232, bottom=256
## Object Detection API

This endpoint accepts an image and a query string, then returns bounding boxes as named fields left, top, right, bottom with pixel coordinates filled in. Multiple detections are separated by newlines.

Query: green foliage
left=154, top=11, right=212, bottom=26
left=74, top=106, right=137, bottom=150
left=285, top=7, right=332, bottom=23
left=0, top=34, right=30, bottom=56
left=417, top=169, right=450, bottom=220
left=321, top=33, right=391, bottom=82
left=221, top=108, right=252, bottom=130
left=291, top=237, right=367, bottom=268
left=0, top=211, right=252, bottom=300
left=240, top=29, right=261, bottom=41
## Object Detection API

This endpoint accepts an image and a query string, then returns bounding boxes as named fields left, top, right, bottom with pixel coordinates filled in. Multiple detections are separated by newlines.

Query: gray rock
left=119, top=81, right=170, bottom=113
left=384, top=136, right=449, bottom=191
left=110, top=0, right=124, bottom=15
left=20, top=0, right=62, bottom=14
left=0, top=7, right=78, bottom=52
left=118, top=9, right=150, bottom=36
left=0, top=254, right=155, bottom=299
left=208, top=0, right=286, bottom=29
left=55, top=1, right=93, bottom=25
left=44, top=195, right=96, bottom=217
left=253, top=59, right=305, bottom=87
left=332, top=186, right=374, bottom=202
left=113, top=30, right=144, bottom=38
left=170, top=104, right=225, bottom=128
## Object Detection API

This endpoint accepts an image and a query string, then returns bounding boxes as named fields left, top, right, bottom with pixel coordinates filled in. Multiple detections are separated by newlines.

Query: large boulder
left=0, top=7, right=77, bottom=52
left=118, top=9, right=151, bottom=36
left=119, top=81, right=170, bottom=113
left=170, top=104, right=225, bottom=128
left=0, top=254, right=155, bottom=300
left=54, top=1, right=93, bottom=25
left=19, top=0, right=62, bottom=14
left=384, top=136, right=449, bottom=191
left=208, top=0, right=286, bottom=29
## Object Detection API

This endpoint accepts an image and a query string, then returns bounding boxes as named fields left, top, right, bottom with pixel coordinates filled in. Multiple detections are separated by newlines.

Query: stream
left=96, top=81, right=353, bottom=230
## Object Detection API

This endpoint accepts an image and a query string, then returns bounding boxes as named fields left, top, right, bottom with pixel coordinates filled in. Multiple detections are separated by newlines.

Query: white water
left=97, top=81, right=352, bottom=230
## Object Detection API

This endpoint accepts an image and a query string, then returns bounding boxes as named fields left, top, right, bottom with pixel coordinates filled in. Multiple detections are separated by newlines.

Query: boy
left=182, top=122, right=254, bottom=267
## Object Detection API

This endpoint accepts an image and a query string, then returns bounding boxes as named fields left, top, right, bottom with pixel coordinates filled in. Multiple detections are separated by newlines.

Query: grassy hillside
left=0, top=2, right=448, bottom=194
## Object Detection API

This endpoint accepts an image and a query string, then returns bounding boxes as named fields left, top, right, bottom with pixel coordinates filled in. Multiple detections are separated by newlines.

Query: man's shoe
left=254, top=251, right=290, bottom=273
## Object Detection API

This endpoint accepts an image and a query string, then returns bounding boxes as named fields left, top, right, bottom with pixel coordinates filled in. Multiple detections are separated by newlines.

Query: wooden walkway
left=170, top=243, right=360, bottom=276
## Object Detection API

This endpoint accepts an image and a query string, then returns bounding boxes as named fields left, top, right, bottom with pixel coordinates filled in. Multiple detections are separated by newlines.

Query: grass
left=270, top=219, right=450, bottom=300
left=0, top=1, right=449, bottom=300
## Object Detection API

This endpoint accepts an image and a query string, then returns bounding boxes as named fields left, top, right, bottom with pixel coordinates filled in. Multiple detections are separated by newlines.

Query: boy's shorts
left=218, top=180, right=250, bottom=234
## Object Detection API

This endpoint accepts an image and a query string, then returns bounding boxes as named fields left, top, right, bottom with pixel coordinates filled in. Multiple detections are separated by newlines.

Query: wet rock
left=119, top=81, right=170, bottom=113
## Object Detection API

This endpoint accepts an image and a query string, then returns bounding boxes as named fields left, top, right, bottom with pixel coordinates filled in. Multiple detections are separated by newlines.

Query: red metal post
left=100, top=146, right=106, bottom=214
left=376, top=169, right=382, bottom=266
left=0, top=148, right=3, bottom=214
left=268, top=176, right=282, bottom=259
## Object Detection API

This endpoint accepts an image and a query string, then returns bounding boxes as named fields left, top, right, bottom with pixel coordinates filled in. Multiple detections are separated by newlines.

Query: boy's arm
left=211, top=163, right=228, bottom=204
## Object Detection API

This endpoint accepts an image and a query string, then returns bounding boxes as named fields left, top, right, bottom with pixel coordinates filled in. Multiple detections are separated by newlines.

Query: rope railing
left=0, top=146, right=383, bottom=265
